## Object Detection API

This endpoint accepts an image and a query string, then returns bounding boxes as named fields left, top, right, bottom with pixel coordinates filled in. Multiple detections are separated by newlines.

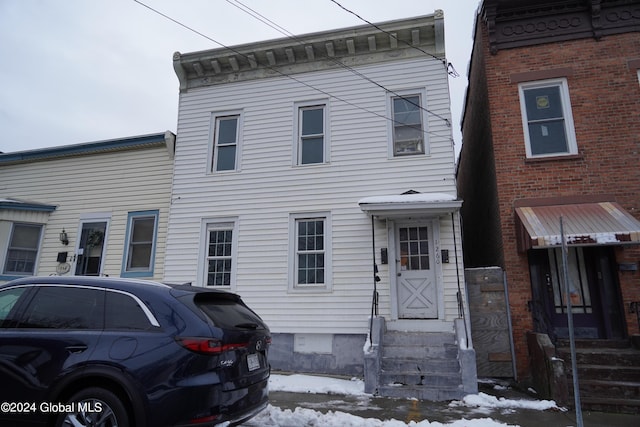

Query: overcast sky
left=0, top=0, right=480, bottom=155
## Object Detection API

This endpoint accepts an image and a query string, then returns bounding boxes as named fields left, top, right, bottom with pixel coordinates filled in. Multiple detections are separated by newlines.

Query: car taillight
left=176, top=337, right=248, bottom=355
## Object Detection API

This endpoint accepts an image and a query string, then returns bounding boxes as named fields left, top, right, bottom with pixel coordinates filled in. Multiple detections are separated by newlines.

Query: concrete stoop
left=365, top=317, right=477, bottom=401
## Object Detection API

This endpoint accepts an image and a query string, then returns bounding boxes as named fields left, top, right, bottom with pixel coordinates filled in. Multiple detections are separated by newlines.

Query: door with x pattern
left=395, top=223, right=437, bottom=319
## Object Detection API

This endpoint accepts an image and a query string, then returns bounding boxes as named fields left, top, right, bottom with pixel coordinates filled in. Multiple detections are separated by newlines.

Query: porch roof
left=358, top=193, right=461, bottom=218
left=515, top=201, right=640, bottom=251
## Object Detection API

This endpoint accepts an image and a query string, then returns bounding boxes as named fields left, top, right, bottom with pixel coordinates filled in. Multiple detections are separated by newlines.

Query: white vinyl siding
left=0, top=145, right=173, bottom=282
left=518, top=78, right=577, bottom=158
left=165, top=57, right=460, bottom=334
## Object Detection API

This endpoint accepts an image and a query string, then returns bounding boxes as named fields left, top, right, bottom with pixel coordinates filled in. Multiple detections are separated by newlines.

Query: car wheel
left=56, top=387, right=129, bottom=427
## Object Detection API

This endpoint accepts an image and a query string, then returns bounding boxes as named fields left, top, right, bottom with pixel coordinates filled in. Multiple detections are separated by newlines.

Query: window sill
left=288, top=285, right=332, bottom=294
left=525, top=153, right=583, bottom=163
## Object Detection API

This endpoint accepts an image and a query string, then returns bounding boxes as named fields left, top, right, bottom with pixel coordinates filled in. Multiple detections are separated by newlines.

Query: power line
left=133, top=0, right=454, bottom=144
left=225, top=0, right=452, bottom=127
left=328, top=0, right=460, bottom=78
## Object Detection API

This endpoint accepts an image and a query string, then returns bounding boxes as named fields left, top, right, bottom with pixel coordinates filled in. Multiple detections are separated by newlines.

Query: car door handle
left=65, top=345, right=88, bottom=354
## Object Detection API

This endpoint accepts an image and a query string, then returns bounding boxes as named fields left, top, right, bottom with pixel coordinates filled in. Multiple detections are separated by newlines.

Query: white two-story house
left=166, top=12, right=476, bottom=400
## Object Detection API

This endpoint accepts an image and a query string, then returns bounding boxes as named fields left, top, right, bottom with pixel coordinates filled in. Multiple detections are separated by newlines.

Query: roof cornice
left=0, top=131, right=175, bottom=166
left=173, top=12, right=445, bottom=91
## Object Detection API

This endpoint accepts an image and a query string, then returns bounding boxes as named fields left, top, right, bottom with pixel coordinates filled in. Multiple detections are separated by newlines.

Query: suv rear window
left=195, top=294, right=265, bottom=330
left=105, top=291, right=155, bottom=330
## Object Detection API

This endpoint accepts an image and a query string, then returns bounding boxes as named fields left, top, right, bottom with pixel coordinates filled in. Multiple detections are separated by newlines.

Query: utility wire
left=328, top=0, right=460, bottom=78
left=134, top=0, right=453, bottom=143
left=225, top=0, right=452, bottom=127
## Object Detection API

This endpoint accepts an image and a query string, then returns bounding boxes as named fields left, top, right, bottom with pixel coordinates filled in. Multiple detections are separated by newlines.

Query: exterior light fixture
left=59, top=229, right=69, bottom=245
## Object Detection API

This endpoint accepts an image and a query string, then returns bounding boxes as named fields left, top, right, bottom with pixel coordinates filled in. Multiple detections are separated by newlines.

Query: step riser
left=378, top=385, right=464, bottom=401
left=381, top=359, right=460, bottom=373
left=382, top=345, right=458, bottom=359
left=568, top=367, right=640, bottom=382
left=384, top=332, right=456, bottom=347
left=380, top=373, right=462, bottom=388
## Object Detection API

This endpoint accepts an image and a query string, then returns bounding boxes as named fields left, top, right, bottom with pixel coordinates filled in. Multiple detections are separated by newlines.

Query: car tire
left=55, top=387, right=129, bottom=427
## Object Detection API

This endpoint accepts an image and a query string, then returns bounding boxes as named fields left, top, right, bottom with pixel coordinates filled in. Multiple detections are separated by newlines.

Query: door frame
left=387, top=218, right=444, bottom=324
left=72, top=213, right=111, bottom=277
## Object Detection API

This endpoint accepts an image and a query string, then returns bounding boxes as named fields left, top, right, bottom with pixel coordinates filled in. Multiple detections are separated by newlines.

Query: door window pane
left=105, top=291, right=154, bottom=330
left=399, top=226, right=430, bottom=270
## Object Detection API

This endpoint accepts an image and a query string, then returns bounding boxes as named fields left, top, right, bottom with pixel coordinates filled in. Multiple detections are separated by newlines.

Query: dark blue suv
left=0, top=276, right=270, bottom=426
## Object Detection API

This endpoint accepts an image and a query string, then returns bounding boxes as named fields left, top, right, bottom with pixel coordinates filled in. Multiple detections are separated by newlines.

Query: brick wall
left=462, top=21, right=640, bottom=379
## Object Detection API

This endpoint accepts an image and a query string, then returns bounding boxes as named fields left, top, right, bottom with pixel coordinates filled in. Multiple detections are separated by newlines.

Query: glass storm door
left=74, top=221, right=108, bottom=276
left=395, top=223, right=437, bottom=319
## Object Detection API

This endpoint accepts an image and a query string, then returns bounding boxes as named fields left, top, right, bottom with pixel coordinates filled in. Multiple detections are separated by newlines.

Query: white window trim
left=197, top=217, right=239, bottom=289
left=208, top=110, right=243, bottom=173
left=292, top=99, right=330, bottom=166
left=288, top=212, right=332, bottom=293
left=518, top=78, right=578, bottom=158
left=386, top=88, right=430, bottom=158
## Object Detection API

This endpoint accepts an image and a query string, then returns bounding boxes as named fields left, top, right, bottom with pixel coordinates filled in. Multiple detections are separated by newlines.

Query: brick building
left=457, top=0, right=640, bottom=388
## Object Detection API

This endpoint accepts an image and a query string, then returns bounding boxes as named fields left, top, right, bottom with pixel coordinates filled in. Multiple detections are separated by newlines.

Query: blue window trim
left=120, top=210, right=159, bottom=278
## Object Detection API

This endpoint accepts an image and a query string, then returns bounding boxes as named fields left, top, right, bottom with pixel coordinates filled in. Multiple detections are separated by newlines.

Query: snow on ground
left=240, top=374, right=562, bottom=426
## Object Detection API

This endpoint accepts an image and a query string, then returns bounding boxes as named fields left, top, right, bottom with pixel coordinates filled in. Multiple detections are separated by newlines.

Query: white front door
left=395, top=223, right=437, bottom=319
left=73, top=218, right=109, bottom=276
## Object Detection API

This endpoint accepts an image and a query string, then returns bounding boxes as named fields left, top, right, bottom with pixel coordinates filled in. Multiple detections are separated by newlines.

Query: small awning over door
left=358, top=192, right=462, bottom=218
left=515, top=201, right=640, bottom=252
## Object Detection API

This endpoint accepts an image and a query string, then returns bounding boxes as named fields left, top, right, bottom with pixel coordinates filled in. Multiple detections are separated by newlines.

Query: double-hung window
left=121, top=210, right=159, bottom=277
left=389, top=90, right=428, bottom=157
left=204, top=222, right=236, bottom=287
left=295, top=101, right=328, bottom=165
left=289, top=213, right=332, bottom=291
left=211, top=113, right=241, bottom=172
left=3, top=223, right=42, bottom=276
left=518, top=78, right=577, bottom=158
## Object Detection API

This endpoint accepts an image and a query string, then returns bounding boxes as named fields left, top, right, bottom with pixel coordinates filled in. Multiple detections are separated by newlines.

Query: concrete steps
left=376, top=331, right=465, bottom=400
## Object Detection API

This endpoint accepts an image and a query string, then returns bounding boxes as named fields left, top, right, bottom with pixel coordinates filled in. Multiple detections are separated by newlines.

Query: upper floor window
left=121, top=210, right=159, bottom=277
left=388, top=89, right=429, bottom=157
left=3, top=223, right=42, bottom=276
left=211, top=113, right=242, bottom=172
left=518, top=78, right=577, bottom=158
left=294, top=101, right=328, bottom=165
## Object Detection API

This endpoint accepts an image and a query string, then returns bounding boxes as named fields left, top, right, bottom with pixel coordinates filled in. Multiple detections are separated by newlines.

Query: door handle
left=65, top=345, right=88, bottom=354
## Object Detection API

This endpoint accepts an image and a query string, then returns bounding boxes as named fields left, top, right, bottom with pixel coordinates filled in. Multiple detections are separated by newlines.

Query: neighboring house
left=166, top=12, right=477, bottom=399
left=457, top=0, right=640, bottom=409
left=0, top=132, right=175, bottom=283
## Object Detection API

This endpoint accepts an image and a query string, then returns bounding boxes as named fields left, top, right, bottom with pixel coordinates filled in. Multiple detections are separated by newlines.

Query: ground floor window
left=3, top=223, right=42, bottom=275
left=205, top=222, right=236, bottom=287
left=289, top=212, right=332, bottom=291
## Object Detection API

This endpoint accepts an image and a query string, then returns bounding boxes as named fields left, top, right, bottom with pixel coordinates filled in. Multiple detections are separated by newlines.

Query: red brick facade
left=458, top=0, right=640, bottom=380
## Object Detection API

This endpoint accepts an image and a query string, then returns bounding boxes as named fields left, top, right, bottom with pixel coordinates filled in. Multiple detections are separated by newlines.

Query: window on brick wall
left=518, top=78, right=577, bottom=158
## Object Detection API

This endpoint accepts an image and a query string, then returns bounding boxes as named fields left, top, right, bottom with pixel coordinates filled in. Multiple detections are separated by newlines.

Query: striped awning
left=515, top=202, right=640, bottom=251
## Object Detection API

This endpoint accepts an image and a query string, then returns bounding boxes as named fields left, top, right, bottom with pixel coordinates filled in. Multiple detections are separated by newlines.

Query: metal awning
left=358, top=193, right=462, bottom=218
left=515, top=201, right=640, bottom=251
